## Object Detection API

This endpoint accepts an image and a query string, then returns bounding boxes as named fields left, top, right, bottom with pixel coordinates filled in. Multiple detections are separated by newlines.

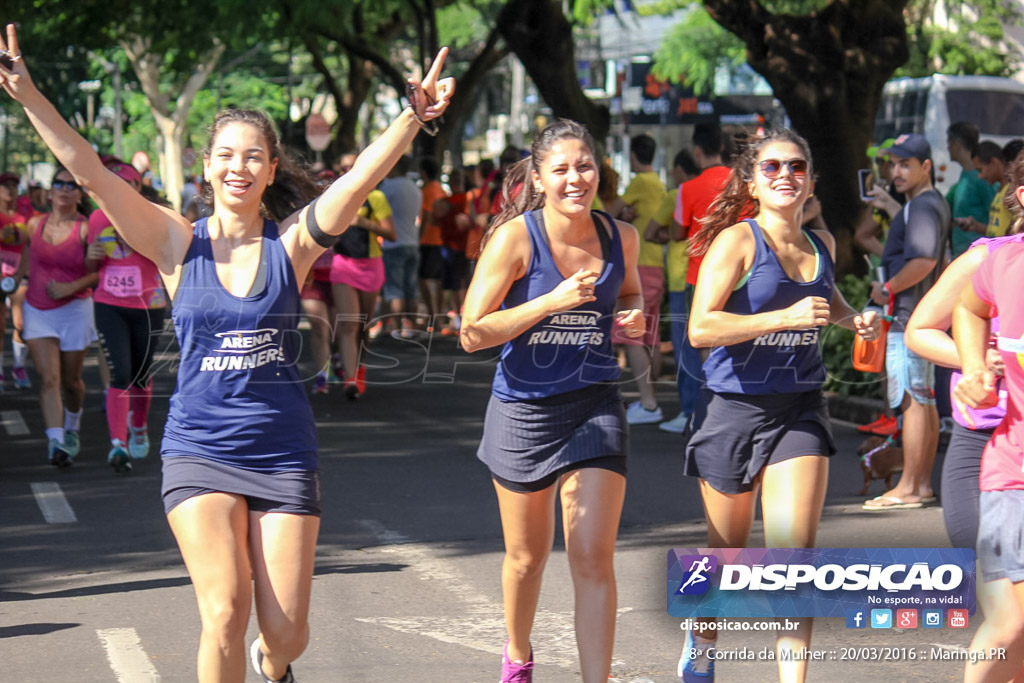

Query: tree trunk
left=121, top=36, right=225, bottom=212
left=705, top=0, right=909, bottom=275
left=497, top=0, right=609, bottom=145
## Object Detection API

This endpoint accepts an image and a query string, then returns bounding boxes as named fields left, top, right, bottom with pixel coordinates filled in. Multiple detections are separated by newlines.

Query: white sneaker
left=659, top=412, right=691, bottom=433
left=626, top=401, right=663, bottom=425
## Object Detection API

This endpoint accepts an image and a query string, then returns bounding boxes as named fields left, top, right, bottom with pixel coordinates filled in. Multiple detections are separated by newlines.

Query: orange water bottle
left=853, top=265, right=890, bottom=373
left=852, top=312, right=889, bottom=373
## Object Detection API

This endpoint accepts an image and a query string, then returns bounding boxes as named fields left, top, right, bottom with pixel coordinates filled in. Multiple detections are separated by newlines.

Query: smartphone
left=858, top=169, right=875, bottom=201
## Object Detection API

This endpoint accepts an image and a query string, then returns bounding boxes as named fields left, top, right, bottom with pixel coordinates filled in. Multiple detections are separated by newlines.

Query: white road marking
left=353, top=519, right=632, bottom=668
left=30, top=482, right=77, bottom=524
left=96, top=628, right=161, bottom=682
left=1, top=409, right=28, bottom=435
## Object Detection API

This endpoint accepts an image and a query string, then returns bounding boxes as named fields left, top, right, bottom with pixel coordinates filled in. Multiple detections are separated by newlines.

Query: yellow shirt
left=651, top=191, right=689, bottom=292
left=986, top=184, right=1013, bottom=237
left=361, top=190, right=392, bottom=258
left=622, top=171, right=666, bottom=269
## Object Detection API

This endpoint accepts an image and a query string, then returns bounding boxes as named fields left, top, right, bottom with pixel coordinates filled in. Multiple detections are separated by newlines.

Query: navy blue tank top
left=491, top=210, right=624, bottom=401
left=702, top=219, right=834, bottom=395
left=161, top=218, right=319, bottom=470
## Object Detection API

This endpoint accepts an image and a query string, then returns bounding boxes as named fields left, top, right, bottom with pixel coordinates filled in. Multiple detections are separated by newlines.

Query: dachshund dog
left=857, top=435, right=904, bottom=496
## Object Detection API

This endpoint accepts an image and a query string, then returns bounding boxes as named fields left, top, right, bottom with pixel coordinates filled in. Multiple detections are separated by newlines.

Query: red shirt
left=674, top=165, right=731, bottom=285
left=439, top=192, right=470, bottom=252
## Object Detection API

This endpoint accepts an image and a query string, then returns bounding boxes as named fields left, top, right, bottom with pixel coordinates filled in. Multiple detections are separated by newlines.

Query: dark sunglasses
left=52, top=180, right=80, bottom=191
left=758, top=158, right=809, bottom=179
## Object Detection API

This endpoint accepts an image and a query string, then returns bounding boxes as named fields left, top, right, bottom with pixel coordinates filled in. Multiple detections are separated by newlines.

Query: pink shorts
left=613, top=265, right=664, bottom=347
left=330, top=254, right=385, bottom=293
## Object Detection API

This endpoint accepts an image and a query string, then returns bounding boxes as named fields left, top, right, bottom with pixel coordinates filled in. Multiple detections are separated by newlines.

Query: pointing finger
left=8, top=23, right=18, bottom=58
left=423, top=47, right=448, bottom=86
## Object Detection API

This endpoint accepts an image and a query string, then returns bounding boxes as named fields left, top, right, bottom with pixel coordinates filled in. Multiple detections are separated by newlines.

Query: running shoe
left=626, top=401, right=663, bottom=425
left=12, top=366, right=30, bottom=389
left=659, top=412, right=691, bottom=434
left=939, top=416, right=955, bottom=434
left=677, top=630, right=714, bottom=682
left=47, top=438, right=72, bottom=469
left=128, top=423, right=150, bottom=460
left=500, top=640, right=533, bottom=683
left=870, top=415, right=900, bottom=437
left=356, top=365, right=367, bottom=394
left=312, top=373, right=329, bottom=395
left=343, top=378, right=361, bottom=400
left=250, top=638, right=295, bottom=683
left=63, top=431, right=81, bottom=459
left=857, top=414, right=895, bottom=434
left=107, top=442, right=132, bottom=474
left=367, top=320, right=384, bottom=340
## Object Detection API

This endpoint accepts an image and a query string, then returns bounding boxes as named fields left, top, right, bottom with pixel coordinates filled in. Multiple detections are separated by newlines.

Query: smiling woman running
left=461, top=119, right=645, bottom=683
left=678, top=129, right=878, bottom=683
left=0, top=24, right=453, bottom=683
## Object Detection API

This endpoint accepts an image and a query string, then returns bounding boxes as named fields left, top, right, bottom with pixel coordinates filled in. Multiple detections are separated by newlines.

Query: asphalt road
left=0, top=327, right=986, bottom=682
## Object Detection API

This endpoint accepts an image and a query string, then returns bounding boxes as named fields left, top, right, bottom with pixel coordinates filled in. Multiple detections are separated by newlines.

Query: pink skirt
left=330, top=254, right=385, bottom=293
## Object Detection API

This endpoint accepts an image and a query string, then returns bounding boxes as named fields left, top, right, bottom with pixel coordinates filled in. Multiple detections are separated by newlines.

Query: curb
left=825, top=391, right=886, bottom=426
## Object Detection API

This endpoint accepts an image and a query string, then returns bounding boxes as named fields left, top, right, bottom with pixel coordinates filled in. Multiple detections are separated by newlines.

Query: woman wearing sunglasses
left=677, top=130, right=879, bottom=683
left=0, top=24, right=453, bottom=682
left=11, top=167, right=97, bottom=467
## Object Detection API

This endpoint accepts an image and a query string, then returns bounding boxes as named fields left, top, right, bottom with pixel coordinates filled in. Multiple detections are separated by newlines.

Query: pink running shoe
left=501, top=641, right=533, bottom=682
left=12, top=366, right=30, bottom=389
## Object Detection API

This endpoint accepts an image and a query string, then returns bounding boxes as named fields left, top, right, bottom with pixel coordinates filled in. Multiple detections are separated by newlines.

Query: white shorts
left=23, top=297, right=97, bottom=351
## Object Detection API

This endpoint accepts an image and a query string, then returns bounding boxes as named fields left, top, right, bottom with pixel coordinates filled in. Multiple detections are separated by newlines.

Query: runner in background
left=331, top=152, right=395, bottom=399
left=905, top=173, right=1024, bottom=680
left=0, top=170, right=33, bottom=389
left=86, top=158, right=167, bottom=473
left=11, top=167, right=97, bottom=467
left=679, top=130, right=878, bottom=683
left=953, top=183, right=1024, bottom=676
left=301, top=169, right=338, bottom=394
left=461, top=119, right=644, bottom=683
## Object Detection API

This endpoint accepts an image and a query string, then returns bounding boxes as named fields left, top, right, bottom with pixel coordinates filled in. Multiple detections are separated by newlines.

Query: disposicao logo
left=667, top=548, right=976, bottom=619
left=676, top=555, right=718, bottom=596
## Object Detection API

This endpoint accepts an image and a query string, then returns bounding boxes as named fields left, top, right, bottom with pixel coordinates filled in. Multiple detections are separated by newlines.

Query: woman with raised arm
left=678, top=130, right=878, bottom=683
left=0, top=24, right=452, bottom=683
left=460, top=120, right=645, bottom=683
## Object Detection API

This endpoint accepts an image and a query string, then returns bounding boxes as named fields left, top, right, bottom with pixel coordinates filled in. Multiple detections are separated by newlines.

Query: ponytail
left=479, top=118, right=597, bottom=252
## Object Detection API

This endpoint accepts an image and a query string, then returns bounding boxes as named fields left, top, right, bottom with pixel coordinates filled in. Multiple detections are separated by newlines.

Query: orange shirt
left=420, top=180, right=447, bottom=246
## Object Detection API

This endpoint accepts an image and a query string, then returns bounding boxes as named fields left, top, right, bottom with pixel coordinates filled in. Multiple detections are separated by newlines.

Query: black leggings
left=94, top=302, right=166, bottom=389
left=941, top=422, right=994, bottom=551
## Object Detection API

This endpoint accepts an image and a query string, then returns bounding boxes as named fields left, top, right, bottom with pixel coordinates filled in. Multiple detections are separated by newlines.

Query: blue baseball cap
left=889, top=133, right=931, bottom=162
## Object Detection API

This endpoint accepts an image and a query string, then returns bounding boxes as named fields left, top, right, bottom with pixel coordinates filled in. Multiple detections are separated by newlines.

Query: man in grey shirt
left=865, top=133, right=951, bottom=511
left=379, top=155, right=422, bottom=335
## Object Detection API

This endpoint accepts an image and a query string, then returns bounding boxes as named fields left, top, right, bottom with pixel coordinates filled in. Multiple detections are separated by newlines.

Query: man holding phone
left=864, top=133, right=951, bottom=510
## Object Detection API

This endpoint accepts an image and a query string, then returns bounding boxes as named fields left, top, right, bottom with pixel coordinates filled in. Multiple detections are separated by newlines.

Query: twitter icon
left=871, top=609, right=893, bottom=629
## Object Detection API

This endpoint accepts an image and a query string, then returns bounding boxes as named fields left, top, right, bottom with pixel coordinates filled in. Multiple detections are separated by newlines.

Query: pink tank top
left=27, top=214, right=92, bottom=310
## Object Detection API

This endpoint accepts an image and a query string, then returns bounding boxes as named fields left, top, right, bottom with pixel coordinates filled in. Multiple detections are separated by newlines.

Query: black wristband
left=305, top=197, right=337, bottom=248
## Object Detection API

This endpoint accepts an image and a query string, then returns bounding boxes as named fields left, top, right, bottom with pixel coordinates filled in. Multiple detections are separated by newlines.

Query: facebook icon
left=845, top=609, right=867, bottom=629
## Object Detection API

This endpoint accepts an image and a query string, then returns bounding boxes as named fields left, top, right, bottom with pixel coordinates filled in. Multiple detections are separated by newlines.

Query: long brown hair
left=482, top=119, right=597, bottom=250
left=201, top=109, right=319, bottom=222
left=689, top=129, right=814, bottom=257
left=1004, top=155, right=1024, bottom=235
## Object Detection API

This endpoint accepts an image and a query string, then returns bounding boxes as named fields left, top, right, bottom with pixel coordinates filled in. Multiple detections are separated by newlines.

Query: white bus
left=873, top=74, right=1024, bottom=193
